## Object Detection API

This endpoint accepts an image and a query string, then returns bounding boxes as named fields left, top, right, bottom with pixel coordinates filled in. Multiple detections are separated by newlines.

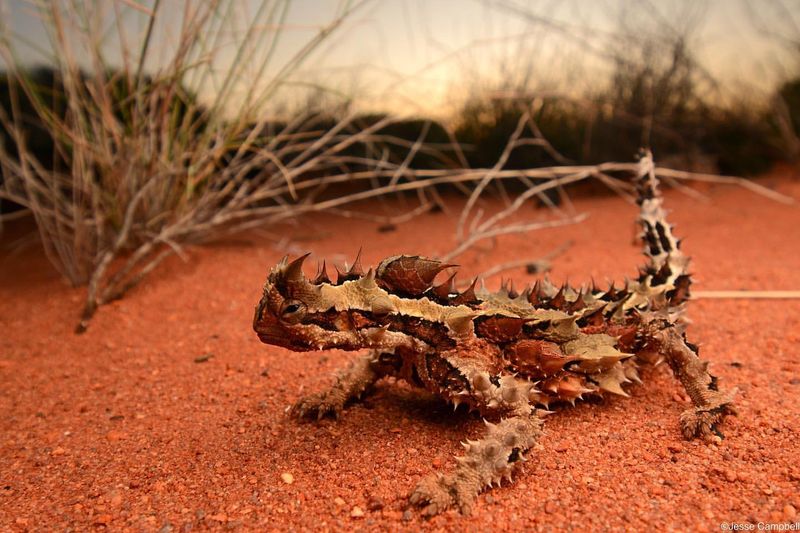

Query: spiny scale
left=267, top=250, right=651, bottom=405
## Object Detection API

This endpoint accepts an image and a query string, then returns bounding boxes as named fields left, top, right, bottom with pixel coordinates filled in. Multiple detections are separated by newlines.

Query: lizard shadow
left=366, top=380, right=476, bottom=430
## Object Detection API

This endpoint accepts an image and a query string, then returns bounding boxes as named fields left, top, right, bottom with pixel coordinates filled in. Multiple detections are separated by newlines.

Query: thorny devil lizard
left=252, top=152, right=736, bottom=516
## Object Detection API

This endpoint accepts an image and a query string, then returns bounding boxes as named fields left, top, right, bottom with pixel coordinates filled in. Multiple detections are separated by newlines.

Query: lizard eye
left=279, top=300, right=307, bottom=324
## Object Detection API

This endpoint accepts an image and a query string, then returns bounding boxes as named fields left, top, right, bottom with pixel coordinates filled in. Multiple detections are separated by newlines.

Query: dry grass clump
left=0, top=1, right=450, bottom=331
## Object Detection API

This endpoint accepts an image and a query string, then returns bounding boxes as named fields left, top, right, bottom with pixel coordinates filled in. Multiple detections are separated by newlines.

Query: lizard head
left=253, top=252, right=462, bottom=352
left=253, top=253, right=339, bottom=351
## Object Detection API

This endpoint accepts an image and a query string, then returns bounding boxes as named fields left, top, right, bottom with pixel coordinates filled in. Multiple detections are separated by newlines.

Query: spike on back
left=282, top=253, right=310, bottom=283
left=507, top=281, right=519, bottom=300
left=313, top=260, right=331, bottom=285
left=590, top=278, right=600, bottom=294
left=349, top=248, right=365, bottom=277
left=528, top=280, right=544, bottom=306
left=334, top=250, right=367, bottom=285
left=375, top=255, right=456, bottom=296
left=604, top=282, right=618, bottom=301
left=335, top=265, right=353, bottom=285
left=548, top=285, right=567, bottom=310
left=452, top=277, right=479, bottom=305
left=567, top=290, right=587, bottom=313
left=498, top=278, right=509, bottom=297
left=431, top=271, right=457, bottom=301
left=517, top=285, right=532, bottom=302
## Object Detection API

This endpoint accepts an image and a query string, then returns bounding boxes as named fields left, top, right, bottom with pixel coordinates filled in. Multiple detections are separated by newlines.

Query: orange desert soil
left=2, top=172, right=800, bottom=532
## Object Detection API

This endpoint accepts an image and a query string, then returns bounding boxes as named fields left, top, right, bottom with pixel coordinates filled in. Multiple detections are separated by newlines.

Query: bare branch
left=441, top=213, right=588, bottom=262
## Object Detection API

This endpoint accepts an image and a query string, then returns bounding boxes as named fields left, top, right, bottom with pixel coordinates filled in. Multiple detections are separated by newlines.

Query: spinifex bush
left=0, top=1, right=449, bottom=331
left=2, top=66, right=208, bottom=278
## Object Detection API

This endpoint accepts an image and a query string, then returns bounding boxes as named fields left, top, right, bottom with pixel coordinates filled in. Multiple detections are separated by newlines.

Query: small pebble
left=350, top=506, right=364, bottom=518
left=784, top=504, right=797, bottom=519
left=106, top=430, right=125, bottom=442
left=194, top=353, right=214, bottom=363
left=724, top=469, right=737, bottom=483
left=544, top=500, right=557, bottom=514
left=280, top=473, right=294, bottom=485
left=366, top=497, right=384, bottom=511
left=334, top=497, right=346, bottom=506
left=402, top=510, right=413, bottom=521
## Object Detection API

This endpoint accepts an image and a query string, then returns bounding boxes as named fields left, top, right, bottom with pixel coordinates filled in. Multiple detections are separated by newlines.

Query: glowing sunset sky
left=4, top=0, right=798, bottom=119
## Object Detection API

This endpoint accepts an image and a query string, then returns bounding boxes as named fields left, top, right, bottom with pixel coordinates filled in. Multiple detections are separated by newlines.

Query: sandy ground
left=1, top=171, right=800, bottom=532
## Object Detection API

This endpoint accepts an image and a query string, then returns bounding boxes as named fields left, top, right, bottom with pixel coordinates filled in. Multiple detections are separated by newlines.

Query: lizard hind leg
left=409, top=407, right=544, bottom=516
left=644, top=321, right=737, bottom=440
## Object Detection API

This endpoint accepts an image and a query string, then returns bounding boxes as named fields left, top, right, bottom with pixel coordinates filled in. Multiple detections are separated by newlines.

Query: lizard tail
left=635, top=149, right=692, bottom=305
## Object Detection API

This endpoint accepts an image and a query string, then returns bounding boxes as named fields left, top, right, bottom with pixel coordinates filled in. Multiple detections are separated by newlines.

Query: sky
left=3, top=0, right=799, bottom=120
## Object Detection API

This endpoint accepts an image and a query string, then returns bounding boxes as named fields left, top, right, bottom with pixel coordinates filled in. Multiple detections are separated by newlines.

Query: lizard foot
left=290, top=390, right=347, bottom=420
left=679, top=392, right=737, bottom=440
left=408, top=412, right=543, bottom=516
left=409, top=473, right=475, bottom=517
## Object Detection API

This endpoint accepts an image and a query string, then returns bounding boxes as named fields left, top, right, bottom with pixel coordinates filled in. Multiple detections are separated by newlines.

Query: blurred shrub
left=452, top=34, right=799, bottom=177
left=1, top=65, right=205, bottom=186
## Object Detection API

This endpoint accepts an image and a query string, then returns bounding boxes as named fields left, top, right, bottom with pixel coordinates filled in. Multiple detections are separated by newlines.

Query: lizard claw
left=679, top=403, right=735, bottom=441
left=290, top=391, right=345, bottom=421
left=679, top=388, right=736, bottom=441
left=409, top=475, right=454, bottom=516
left=409, top=474, right=475, bottom=516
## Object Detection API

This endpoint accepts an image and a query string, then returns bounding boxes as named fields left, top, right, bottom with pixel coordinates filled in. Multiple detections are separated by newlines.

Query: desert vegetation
left=0, top=1, right=455, bottom=330
left=1, top=1, right=797, bottom=330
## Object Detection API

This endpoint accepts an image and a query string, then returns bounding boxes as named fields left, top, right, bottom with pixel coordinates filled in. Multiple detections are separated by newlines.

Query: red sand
left=2, top=172, right=800, bottom=531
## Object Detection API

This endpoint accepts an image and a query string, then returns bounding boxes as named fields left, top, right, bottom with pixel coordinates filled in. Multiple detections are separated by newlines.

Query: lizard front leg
left=642, top=321, right=736, bottom=440
left=409, top=371, right=544, bottom=516
left=291, top=351, right=397, bottom=420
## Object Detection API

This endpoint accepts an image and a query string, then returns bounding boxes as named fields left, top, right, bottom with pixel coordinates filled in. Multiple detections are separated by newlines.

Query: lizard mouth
left=257, top=332, right=280, bottom=343
left=255, top=322, right=319, bottom=351
left=257, top=332, right=313, bottom=351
